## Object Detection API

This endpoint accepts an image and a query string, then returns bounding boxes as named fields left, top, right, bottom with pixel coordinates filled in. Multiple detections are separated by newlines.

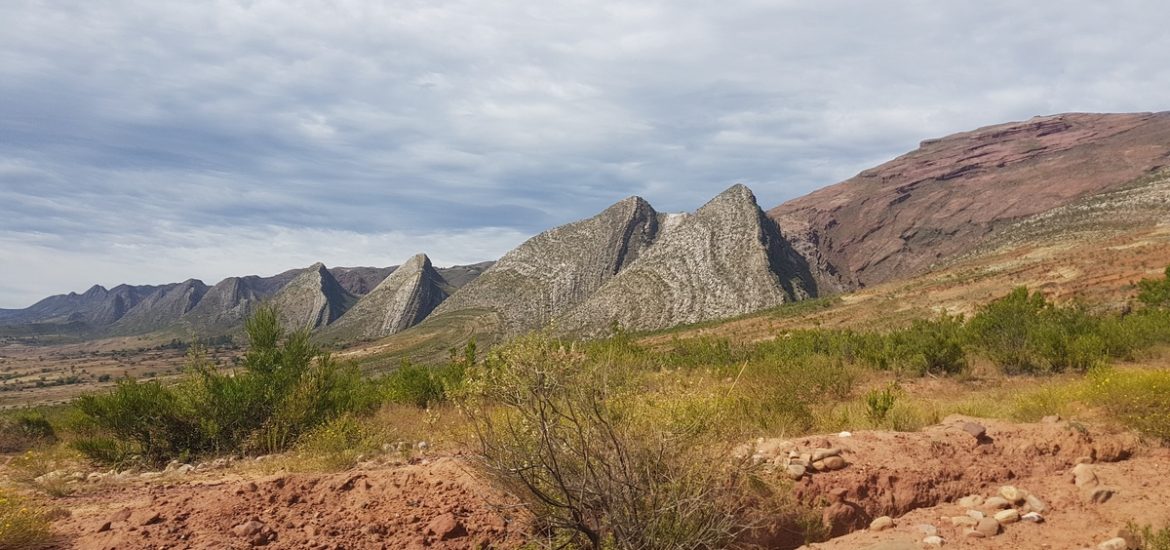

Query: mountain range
left=4, top=111, right=1169, bottom=352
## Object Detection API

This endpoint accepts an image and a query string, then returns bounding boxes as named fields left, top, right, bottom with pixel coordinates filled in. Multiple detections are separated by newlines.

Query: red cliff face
left=769, top=112, right=1170, bottom=290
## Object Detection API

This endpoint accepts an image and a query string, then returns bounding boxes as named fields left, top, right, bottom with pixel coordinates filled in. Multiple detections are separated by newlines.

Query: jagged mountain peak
left=427, top=194, right=662, bottom=334
left=321, top=253, right=450, bottom=341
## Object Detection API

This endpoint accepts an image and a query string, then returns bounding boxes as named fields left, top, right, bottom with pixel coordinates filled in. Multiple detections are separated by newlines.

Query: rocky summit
left=558, top=184, right=817, bottom=335
left=427, top=195, right=662, bottom=334
left=268, top=263, right=356, bottom=332
left=321, top=254, right=451, bottom=340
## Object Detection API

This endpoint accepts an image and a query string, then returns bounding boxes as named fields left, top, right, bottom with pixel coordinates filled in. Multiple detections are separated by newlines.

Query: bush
left=0, top=412, right=57, bottom=453
left=461, top=335, right=751, bottom=550
left=74, top=305, right=375, bottom=465
left=967, top=287, right=1105, bottom=374
left=1137, top=265, right=1170, bottom=309
left=887, top=316, right=968, bottom=375
left=378, top=361, right=465, bottom=408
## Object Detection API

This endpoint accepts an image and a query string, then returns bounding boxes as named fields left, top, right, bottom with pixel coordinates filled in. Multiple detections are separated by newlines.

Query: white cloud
left=2, top=0, right=1170, bottom=306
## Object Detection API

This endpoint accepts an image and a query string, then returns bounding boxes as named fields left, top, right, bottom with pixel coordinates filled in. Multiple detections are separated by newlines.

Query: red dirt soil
left=52, top=456, right=532, bottom=550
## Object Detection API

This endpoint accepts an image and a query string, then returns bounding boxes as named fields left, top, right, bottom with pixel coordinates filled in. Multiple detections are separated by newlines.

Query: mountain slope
left=558, top=184, right=816, bottom=334
left=268, top=263, right=356, bottom=331
left=769, top=112, right=1170, bottom=290
left=425, top=196, right=662, bottom=334
left=109, top=279, right=209, bottom=335
left=321, top=254, right=451, bottom=341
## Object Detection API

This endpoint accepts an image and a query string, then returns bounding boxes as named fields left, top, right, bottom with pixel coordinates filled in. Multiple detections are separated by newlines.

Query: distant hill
left=768, top=112, right=1170, bottom=290
left=0, top=262, right=491, bottom=341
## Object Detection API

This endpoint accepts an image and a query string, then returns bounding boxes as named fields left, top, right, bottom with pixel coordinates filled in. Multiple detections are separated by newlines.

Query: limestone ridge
left=109, top=279, right=209, bottom=335
left=558, top=184, right=817, bottom=335
left=429, top=196, right=661, bottom=333
left=268, top=263, right=356, bottom=331
left=323, top=254, right=451, bottom=339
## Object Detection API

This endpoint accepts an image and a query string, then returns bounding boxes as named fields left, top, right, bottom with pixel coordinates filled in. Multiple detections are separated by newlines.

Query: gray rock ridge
left=323, top=253, right=451, bottom=340
left=557, top=184, right=818, bottom=335
left=430, top=195, right=661, bottom=334
left=0, top=283, right=164, bottom=328
left=108, top=279, right=209, bottom=335
left=268, top=263, right=356, bottom=332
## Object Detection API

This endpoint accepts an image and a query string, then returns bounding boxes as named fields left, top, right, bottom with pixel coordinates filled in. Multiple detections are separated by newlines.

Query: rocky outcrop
left=427, top=196, right=662, bottom=334
left=558, top=184, right=816, bottom=334
left=769, top=112, right=1170, bottom=289
left=180, top=276, right=271, bottom=334
left=322, top=254, right=451, bottom=340
left=268, top=263, right=356, bottom=331
left=0, top=283, right=161, bottom=329
left=109, top=279, right=209, bottom=335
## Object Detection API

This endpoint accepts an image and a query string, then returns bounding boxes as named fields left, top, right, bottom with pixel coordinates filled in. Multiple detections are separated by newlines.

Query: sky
left=2, top=1, right=1168, bottom=308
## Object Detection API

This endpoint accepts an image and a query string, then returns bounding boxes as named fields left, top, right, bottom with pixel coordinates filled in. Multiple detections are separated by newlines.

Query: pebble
left=869, top=516, right=894, bottom=531
left=965, top=510, right=985, bottom=520
left=994, top=509, right=1020, bottom=524
left=916, top=524, right=938, bottom=536
left=922, top=535, right=944, bottom=546
left=962, top=422, right=986, bottom=439
left=950, top=516, right=978, bottom=528
left=838, top=431, right=852, bottom=438
left=812, top=448, right=841, bottom=462
left=1021, top=512, right=1044, bottom=523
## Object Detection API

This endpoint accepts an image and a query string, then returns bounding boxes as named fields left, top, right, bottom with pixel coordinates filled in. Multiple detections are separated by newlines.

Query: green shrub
left=73, top=305, right=374, bottom=465
left=865, top=383, right=899, bottom=423
left=1137, top=265, right=1170, bottom=309
left=967, top=288, right=1105, bottom=374
left=380, top=362, right=447, bottom=407
left=887, top=316, right=968, bottom=375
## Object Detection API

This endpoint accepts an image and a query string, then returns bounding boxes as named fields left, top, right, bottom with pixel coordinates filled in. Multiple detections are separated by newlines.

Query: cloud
left=2, top=0, right=1169, bottom=306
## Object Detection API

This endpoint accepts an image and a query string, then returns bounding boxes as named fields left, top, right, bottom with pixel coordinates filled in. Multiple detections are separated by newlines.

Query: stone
left=1113, top=527, right=1139, bottom=549
left=975, top=517, right=1001, bottom=537
left=965, top=510, right=985, bottom=520
left=425, top=513, right=468, bottom=541
left=1021, top=512, right=1044, bottom=523
left=1041, top=415, right=1062, bottom=423
left=993, top=509, right=1020, bottom=524
left=962, top=422, right=986, bottom=439
left=922, top=535, right=944, bottom=546
left=983, top=496, right=1011, bottom=510
left=869, top=516, right=894, bottom=531
left=811, top=460, right=826, bottom=472
left=950, top=516, right=978, bottom=528
left=812, top=448, right=842, bottom=462
left=964, top=528, right=986, bottom=539
left=1098, top=538, right=1129, bottom=550
left=999, top=485, right=1027, bottom=504
left=916, top=524, right=938, bottom=536
left=785, top=464, right=806, bottom=480
left=1089, top=487, right=1117, bottom=504
left=232, top=520, right=266, bottom=538
left=96, top=521, right=112, bottom=533
left=957, top=495, right=984, bottom=508
left=1073, top=463, right=1099, bottom=488
left=1024, top=493, right=1048, bottom=513
left=822, top=455, right=848, bottom=470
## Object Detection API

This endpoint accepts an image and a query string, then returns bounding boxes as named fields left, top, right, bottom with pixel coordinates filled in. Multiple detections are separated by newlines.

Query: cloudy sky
left=1, top=0, right=1167, bottom=307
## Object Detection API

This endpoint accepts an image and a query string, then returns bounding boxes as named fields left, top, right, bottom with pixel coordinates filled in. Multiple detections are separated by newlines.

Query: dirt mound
left=54, top=456, right=531, bottom=550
